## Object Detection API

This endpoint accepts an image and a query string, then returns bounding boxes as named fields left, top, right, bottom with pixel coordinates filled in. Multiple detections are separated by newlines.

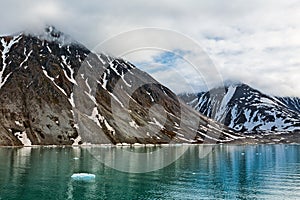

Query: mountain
left=0, top=27, right=243, bottom=146
left=179, top=83, right=300, bottom=133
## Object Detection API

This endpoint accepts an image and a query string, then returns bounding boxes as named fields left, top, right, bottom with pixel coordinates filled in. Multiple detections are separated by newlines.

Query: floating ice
left=71, top=173, right=96, bottom=181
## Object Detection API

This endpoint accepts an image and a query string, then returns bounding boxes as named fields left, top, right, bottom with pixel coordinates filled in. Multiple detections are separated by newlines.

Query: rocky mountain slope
left=179, top=83, right=300, bottom=133
left=0, top=27, right=243, bottom=146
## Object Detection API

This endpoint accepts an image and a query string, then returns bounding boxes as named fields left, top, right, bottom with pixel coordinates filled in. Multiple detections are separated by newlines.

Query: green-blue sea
left=1, top=144, right=300, bottom=199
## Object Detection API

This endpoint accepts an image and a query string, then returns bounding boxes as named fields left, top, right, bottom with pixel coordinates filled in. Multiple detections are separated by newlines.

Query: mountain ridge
left=0, top=27, right=243, bottom=146
left=179, top=83, right=300, bottom=133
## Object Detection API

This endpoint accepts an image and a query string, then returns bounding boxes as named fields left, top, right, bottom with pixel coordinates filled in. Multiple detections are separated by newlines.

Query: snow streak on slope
left=20, top=48, right=33, bottom=69
left=215, top=85, right=236, bottom=121
left=180, top=83, right=300, bottom=133
left=0, top=35, right=22, bottom=88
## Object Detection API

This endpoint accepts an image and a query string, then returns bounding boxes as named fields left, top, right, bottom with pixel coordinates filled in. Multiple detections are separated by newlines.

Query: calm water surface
left=0, top=144, right=300, bottom=199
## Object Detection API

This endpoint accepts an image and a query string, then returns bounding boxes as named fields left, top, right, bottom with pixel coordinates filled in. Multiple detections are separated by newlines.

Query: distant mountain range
left=179, top=83, right=300, bottom=133
left=0, top=26, right=242, bottom=146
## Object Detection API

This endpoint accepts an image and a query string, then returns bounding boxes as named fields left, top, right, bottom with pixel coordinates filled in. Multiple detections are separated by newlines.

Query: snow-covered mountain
left=0, top=26, right=243, bottom=146
left=179, top=83, right=300, bottom=133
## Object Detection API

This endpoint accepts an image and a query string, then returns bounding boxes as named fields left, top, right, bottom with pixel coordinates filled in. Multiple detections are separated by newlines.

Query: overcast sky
left=1, top=0, right=300, bottom=96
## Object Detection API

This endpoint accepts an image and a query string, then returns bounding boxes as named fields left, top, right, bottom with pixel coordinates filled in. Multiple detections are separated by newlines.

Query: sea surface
left=0, top=144, right=300, bottom=199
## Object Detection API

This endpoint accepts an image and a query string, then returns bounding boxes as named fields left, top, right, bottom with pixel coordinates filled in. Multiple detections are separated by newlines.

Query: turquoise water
left=0, top=144, right=300, bottom=199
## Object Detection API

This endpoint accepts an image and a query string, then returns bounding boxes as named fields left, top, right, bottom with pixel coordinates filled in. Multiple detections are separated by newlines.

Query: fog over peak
left=1, top=0, right=300, bottom=97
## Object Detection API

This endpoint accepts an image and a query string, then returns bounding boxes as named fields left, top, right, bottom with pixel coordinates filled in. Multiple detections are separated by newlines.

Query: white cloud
left=1, top=0, right=300, bottom=96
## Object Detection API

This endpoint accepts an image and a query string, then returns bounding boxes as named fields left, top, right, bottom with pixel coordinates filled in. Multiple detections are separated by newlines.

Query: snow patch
left=86, top=60, right=93, bottom=68
left=146, top=91, right=154, bottom=102
left=84, top=91, right=97, bottom=105
left=15, top=120, right=22, bottom=126
left=96, top=54, right=106, bottom=65
left=0, top=35, right=22, bottom=88
left=102, top=73, right=108, bottom=89
left=66, top=45, right=72, bottom=54
left=20, top=48, right=33, bottom=69
left=61, top=55, right=77, bottom=85
left=215, top=85, right=236, bottom=121
left=69, top=92, right=75, bottom=107
left=46, top=45, right=52, bottom=53
left=120, top=71, right=131, bottom=87
left=109, top=92, right=124, bottom=108
left=104, top=119, right=115, bottom=135
left=72, top=135, right=82, bottom=146
left=261, top=97, right=277, bottom=105
left=42, top=66, right=67, bottom=96
left=87, top=107, right=103, bottom=127
left=129, top=120, right=139, bottom=129
left=228, top=105, right=238, bottom=128
left=14, top=131, right=32, bottom=146
left=74, top=123, right=79, bottom=129
left=149, top=117, right=164, bottom=129
left=85, top=78, right=92, bottom=94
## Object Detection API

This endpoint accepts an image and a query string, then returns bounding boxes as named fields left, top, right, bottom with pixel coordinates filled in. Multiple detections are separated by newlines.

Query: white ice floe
left=133, top=143, right=143, bottom=146
left=71, top=173, right=96, bottom=181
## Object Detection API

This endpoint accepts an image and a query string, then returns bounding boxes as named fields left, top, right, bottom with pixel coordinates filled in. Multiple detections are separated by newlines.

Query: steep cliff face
left=0, top=27, right=242, bottom=146
left=0, top=28, right=85, bottom=146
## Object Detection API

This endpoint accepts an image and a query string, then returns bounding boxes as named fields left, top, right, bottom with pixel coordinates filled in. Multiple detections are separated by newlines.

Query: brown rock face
left=0, top=27, right=242, bottom=146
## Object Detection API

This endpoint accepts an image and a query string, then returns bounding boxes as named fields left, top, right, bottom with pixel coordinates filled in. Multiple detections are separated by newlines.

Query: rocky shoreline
left=1, top=132, right=299, bottom=147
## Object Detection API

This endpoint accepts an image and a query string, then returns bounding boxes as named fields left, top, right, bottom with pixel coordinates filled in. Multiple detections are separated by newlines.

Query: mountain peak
left=223, top=80, right=243, bottom=87
left=19, top=25, right=79, bottom=47
left=179, top=82, right=300, bottom=133
left=44, top=25, right=62, bottom=39
left=40, top=25, right=76, bottom=46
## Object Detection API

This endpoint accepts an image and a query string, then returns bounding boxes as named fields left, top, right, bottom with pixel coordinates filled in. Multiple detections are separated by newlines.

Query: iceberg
left=71, top=173, right=96, bottom=181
